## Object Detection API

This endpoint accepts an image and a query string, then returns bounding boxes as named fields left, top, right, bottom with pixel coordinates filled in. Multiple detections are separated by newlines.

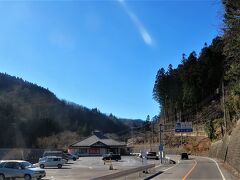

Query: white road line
left=202, top=157, right=226, bottom=180
left=154, top=162, right=179, bottom=173
left=163, top=163, right=178, bottom=171
left=155, top=163, right=163, bottom=168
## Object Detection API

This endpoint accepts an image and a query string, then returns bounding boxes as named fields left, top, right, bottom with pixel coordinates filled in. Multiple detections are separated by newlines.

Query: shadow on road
left=44, top=167, right=71, bottom=169
left=144, top=171, right=164, bottom=180
left=66, top=162, right=74, bottom=164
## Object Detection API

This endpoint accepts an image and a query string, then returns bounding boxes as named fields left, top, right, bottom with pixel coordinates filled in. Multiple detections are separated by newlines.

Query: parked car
left=63, top=153, right=79, bottom=161
left=181, top=153, right=189, bottom=160
left=38, top=156, right=65, bottom=169
left=130, top=152, right=141, bottom=156
left=146, top=152, right=159, bottom=160
left=102, top=154, right=121, bottom=161
left=42, top=151, right=63, bottom=158
left=42, top=151, right=69, bottom=162
left=0, top=160, right=46, bottom=180
left=38, top=156, right=67, bottom=164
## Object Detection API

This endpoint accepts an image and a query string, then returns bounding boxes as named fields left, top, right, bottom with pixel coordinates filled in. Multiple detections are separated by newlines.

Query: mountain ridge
left=0, top=72, right=143, bottom=148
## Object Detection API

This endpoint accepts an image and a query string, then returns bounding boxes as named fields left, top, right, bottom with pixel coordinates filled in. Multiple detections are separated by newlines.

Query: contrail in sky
left=118, top=0, right=154, bottom=46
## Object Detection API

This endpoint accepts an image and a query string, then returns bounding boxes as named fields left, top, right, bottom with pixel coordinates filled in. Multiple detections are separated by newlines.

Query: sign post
left=159, top=124, right=164, bottom=164
left=175, top=122, right=193, bottom=147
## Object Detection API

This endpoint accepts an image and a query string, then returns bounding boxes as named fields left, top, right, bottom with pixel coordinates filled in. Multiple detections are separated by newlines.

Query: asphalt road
left=152, top=156, right=236, bottom=180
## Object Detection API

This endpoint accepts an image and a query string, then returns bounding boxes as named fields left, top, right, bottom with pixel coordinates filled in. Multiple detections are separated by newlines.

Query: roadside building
left=68, top=131, right=126, bottom=156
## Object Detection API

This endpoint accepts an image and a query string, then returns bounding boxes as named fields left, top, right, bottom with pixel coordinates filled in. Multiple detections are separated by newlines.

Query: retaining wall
left=209, top=120, right=240, bottom=175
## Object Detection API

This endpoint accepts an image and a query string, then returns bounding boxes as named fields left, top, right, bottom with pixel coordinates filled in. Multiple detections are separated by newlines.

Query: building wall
left=69, top=147, right=123, bottom=156
left=100, top=148, right=107, bottom=155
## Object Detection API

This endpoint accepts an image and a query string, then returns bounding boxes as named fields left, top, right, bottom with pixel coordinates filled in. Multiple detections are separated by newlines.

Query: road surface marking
left=163, top=163, right=178, bottom=171
left=202, top=157, right=226, bottom=180
left=182, top=160, right=197, bottom=180
left=155, top=164, right=162, bottom=168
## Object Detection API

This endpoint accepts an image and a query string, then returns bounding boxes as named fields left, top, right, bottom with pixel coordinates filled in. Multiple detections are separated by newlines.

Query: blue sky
left=0, top=0, right=222, bottom=120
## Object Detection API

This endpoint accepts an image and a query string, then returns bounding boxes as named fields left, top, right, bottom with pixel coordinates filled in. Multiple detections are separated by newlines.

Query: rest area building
left=69, top=131, right=126, bottom=156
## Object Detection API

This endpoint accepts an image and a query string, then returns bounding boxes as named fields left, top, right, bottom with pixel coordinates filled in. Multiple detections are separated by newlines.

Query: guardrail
left=91, top=164, right=155, bottom=180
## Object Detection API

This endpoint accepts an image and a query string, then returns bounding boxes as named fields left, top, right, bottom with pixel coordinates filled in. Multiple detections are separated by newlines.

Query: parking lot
left=41, top=156, right=156, bottom=180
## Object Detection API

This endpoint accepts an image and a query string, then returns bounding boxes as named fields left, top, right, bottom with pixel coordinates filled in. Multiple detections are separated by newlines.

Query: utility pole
left=180, top=111, right=183, bottom=147
left=151, top=120, right=154, bottom=151
left=222, top=81, right=227, bottom=134
left=150, top=131, right=152, bottom=151
left=159, top=124, right=163, bottom=164
left=131, top=126, right=133, bottom=146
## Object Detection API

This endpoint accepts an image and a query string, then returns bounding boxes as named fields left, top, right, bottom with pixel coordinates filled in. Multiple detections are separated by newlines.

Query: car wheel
left=57, top=164, right=62, bottom=169
left=73, top=157, right=76, bottom=161
left=40, top=164, right=45, bottom=169
left=24, top=174, right=31, bottom=180
left=0, top=174, right=5, bottom=180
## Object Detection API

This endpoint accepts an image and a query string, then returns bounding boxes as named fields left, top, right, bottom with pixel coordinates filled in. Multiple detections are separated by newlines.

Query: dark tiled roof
left=70, top=134, right=126, bottom=147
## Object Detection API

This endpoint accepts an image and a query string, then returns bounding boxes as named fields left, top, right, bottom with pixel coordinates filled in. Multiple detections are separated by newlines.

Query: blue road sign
left=175, top=122, right=193, bottom=132
left=159, top=144, right=164, bottom=151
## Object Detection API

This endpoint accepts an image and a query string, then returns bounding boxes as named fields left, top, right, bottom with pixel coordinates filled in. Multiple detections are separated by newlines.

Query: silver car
left=0, top=160, right=46, bottom=180
left=38, top=156, right=65, bottom=169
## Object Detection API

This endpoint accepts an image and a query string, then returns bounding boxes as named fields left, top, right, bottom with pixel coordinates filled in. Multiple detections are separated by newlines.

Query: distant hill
left=119, top=118, right=144, bottom=127
left=0, top=73, right=143, bottom=148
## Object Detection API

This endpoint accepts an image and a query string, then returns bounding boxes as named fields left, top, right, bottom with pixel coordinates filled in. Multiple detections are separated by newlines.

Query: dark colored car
left=102, top=154, right=121, bottom=161
left=181, top=153, right=189, bottom=160
left=63, top=153, right=79, bottom=161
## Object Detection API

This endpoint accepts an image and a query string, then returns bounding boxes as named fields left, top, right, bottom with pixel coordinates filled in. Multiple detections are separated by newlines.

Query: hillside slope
left=0, top=73, right=142, bottom=148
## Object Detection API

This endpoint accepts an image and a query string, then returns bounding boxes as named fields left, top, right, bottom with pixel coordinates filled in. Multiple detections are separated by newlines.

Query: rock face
left=209, top=120, right=240, bottom=174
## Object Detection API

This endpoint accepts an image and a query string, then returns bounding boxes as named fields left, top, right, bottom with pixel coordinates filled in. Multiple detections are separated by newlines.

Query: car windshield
left=103, top=154, right=110, bottom=157
left=0, top=162, right=6, bottom=168
left=20, top=162, right=34, bottom=168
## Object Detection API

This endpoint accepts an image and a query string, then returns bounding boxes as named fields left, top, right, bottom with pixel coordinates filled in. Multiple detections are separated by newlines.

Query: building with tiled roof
left=69, top=131, right=126, bottom=156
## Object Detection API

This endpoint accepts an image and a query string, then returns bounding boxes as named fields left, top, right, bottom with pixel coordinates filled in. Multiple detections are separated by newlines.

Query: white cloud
left=118, top=0, right=154, bottom=46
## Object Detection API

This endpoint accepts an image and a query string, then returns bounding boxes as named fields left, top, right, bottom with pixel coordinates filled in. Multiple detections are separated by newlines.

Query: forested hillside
left=153, top=37, right=224, bottom=121
left=153, top=0, right=240, bottom=140
left=0, top=73, right=142, bottom=148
